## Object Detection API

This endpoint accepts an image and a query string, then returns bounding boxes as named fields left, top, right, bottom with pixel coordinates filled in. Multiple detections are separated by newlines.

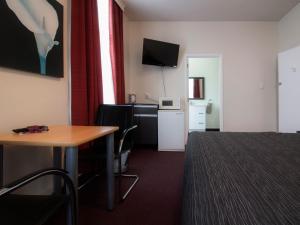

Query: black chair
left=0, top=168, right=77, bottom=225
left=94, top=104, right=139, bottom=201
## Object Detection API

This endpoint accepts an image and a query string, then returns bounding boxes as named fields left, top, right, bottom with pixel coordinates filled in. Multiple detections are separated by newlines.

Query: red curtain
left=71, top=0, right=103, bottom=125
left=194, top=79, right=200, bottom=98
left=109, top=0, right=125, bottom=104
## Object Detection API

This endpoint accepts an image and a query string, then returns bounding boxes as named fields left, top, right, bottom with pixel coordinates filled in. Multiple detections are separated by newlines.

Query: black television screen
left=142, top=38, right=179, bottom=67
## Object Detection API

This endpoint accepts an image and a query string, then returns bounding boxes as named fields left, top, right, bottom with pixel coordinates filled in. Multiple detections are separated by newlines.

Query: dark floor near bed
left=48, top=149, right=185, bottom=225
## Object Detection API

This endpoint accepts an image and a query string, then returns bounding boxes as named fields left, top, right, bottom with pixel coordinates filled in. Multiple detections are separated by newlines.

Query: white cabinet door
left=158, top=111, right=185, bottom=151
left=278, top=46, right=300, bottom=133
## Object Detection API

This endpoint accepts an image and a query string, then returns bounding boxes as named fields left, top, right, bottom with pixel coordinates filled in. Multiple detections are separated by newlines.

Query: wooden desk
left=0, top=125, right=118, bottom=212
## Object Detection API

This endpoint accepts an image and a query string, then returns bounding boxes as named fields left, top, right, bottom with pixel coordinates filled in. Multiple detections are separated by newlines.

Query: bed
left=182, top=132, right=300, bottom=225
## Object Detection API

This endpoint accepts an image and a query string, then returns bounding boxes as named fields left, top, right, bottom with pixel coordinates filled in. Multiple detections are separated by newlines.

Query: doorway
left=186, top=55, right=223, bottom=132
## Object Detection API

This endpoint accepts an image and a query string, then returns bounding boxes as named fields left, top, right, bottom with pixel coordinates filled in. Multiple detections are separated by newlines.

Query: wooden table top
left=0, top=125, right=119, bottom=147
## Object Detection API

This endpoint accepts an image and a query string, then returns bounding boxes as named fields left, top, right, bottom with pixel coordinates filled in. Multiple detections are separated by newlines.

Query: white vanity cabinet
left=189, top=104, right=206, bottom=131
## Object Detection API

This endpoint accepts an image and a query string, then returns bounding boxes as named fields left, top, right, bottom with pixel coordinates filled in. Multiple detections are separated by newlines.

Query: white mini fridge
left=158, top=110, right=185, bottom=151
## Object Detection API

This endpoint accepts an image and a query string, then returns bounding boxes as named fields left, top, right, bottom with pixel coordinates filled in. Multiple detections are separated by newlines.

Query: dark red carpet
left=51, top=149, right=185, bottom=225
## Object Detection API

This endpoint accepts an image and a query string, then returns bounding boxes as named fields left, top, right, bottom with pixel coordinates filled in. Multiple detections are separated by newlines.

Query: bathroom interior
left=187, top=56, right=221, bottom=132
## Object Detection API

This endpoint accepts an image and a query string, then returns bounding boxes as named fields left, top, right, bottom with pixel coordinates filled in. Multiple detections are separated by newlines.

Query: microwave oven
left=159, top=97, right=181, bottom=110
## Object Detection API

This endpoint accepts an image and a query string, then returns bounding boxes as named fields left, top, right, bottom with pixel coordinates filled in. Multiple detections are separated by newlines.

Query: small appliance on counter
left=159, top=97, right=181, bottom=110
left=128, top=93, right=136, bottom=104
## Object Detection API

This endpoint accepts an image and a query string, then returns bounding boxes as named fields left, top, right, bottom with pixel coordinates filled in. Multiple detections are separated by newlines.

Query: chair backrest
left=95, top=104, right=134, bottom=141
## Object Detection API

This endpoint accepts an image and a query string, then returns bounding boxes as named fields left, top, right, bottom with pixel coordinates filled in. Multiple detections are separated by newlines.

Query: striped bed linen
left=182, top=132, right=300, bottom=225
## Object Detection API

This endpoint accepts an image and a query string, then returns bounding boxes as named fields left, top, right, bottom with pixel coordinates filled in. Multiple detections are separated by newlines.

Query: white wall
left=125, top=21, right=278, bottom=132
left=0, top=0, right=69, bottom=193
left=278, top=3, right=300, bottom=52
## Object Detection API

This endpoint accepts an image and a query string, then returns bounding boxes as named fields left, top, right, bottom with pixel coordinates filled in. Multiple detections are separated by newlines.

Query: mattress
left=182, top=132, right=300, bottom=225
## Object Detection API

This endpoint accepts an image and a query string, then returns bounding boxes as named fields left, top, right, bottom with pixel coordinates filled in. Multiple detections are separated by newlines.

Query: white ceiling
left=123, top=0, right=300, bottom=21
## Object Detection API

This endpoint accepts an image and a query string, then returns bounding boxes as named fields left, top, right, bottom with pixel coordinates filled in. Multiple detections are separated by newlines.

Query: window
left=98, top=0, right=115, bottom=104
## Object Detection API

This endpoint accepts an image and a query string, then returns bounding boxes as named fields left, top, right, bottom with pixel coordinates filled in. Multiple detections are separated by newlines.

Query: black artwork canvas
left=0, top=0, right=64, bottom=78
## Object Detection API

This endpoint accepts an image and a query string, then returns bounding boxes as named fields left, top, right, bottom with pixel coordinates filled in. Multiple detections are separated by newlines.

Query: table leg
left=106, top=133, right=115, bottom=210
left=53, top=147, right=62, bottom=193
left=0, top=145, right=3, bottom=188
left=65, top=146, right=78, bottom=225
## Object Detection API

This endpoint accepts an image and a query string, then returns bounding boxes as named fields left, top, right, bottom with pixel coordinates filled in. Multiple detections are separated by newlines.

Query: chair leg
left=78, top=174, right=99, bottom=190
left=77, top=157, right=104, bottom=191
left=120, top=174, right=139, bottom=201
left=115, top=155, right=139, bottom=201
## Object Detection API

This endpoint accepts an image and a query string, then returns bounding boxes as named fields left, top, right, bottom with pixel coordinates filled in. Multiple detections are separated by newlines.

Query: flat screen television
left=142, top=38, right=179, bottom=67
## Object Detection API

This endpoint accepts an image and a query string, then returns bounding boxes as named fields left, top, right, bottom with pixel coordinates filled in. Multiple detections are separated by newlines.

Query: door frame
left=185, top=54, right=224, bottom=132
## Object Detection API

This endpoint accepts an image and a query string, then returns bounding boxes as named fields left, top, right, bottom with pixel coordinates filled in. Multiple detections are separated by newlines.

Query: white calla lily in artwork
left=6, top=0, right=60, bottom=75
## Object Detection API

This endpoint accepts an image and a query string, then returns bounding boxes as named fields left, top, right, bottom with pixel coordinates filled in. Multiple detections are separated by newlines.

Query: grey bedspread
left=182, top=132, right=300, bottom=225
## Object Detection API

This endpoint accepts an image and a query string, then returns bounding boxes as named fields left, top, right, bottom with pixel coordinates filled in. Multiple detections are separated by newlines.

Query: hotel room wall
left=0, top=0, right=69, bottom=194
left=278, top=3, right=300, bottom=52
left=125, top=21, right=278, bottom=132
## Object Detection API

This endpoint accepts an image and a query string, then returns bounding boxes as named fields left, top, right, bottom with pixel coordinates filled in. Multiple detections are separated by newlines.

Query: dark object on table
left=182, top=132, right=300, bottom=225
left=0, top=168, right=77, bottom=225
left=12, top=125, right=49, bottom=134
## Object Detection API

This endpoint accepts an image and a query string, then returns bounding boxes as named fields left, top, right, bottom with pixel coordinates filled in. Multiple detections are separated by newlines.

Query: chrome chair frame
left=117, top=124, right=139, bottom=200
left=0, top=168, right=77, bottom=225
